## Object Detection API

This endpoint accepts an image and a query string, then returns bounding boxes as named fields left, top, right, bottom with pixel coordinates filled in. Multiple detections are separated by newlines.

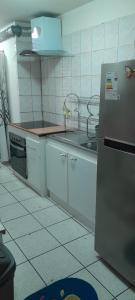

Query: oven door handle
left=10, top=141, right=26, bottom=152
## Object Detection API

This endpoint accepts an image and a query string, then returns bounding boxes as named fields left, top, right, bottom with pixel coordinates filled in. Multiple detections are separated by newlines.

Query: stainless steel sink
left=81, top=141, right=97, bottom=151
left=50, top=131, right=97, bottom=152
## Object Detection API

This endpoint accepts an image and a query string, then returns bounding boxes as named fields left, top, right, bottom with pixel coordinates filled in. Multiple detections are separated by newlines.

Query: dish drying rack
left=63, top=93, right=100, bottom=135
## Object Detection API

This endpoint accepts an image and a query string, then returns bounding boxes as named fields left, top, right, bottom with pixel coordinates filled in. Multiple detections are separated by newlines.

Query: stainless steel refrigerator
left=95, top=60, right=135, bottom=286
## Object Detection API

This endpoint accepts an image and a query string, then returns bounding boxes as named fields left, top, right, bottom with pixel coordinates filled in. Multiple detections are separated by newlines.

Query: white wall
left=62, top=0, right=135, bottom=35
left=2, top=37, right=20, bottom=122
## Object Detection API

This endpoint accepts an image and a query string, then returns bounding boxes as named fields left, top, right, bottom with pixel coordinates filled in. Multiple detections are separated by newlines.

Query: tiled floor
left=0, top=163, right=135, bottom=299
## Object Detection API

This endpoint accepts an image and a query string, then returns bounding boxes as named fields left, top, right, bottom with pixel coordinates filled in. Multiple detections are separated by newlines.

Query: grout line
left=114, top=287, right=131, bottom=298
left=85, top=266, right=123, bottom=298
left=1, top=212, right=29, bottom=224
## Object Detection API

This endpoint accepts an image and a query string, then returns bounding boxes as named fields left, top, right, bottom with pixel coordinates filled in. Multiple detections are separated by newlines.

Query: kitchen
left=0, top=0, right=135, bottom=299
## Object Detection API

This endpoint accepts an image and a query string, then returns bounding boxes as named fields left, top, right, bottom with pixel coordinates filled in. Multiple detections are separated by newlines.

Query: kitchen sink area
left=50, top=131, right=97, bottom=152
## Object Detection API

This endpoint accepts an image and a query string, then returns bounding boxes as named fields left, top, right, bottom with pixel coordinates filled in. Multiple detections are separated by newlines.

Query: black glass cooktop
left=16, top=121, right=58, bottom=129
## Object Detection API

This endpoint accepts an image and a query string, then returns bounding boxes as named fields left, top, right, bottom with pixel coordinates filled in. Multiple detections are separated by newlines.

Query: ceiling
left=0, top=0, right=92, bottom=29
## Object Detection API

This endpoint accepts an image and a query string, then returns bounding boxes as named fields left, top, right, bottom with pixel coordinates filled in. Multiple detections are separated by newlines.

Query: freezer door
left=95, top=138, right=135, bottom=286
left=99, top=60, right=135, bottom=143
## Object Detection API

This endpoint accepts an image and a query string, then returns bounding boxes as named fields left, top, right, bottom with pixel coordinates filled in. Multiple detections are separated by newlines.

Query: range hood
left=20, top=16, right=68, bottom=57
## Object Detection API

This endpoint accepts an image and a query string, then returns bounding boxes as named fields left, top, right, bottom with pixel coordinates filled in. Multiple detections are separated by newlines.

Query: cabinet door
left=26, top=138, right=41, bottom=191
left=46, top=143, right=67, bottom=202
left=68, top=154, right=97, bottom=224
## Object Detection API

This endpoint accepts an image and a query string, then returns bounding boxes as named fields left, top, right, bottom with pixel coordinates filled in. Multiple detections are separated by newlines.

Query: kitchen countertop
left=10, top=123, right=67, bottom=136
left=49, top=131, right=97, bottom=153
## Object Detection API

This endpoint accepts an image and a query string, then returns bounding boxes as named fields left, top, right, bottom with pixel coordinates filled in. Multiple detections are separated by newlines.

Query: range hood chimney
left=30, top=16, right=66, bottom=57
left=19, top=16, right=67, bottom=57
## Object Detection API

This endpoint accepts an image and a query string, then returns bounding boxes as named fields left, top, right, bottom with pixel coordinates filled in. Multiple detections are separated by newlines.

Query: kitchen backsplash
left=16, top=13, right=135, bottom=128
left=16, top=37, right=42, bottom=122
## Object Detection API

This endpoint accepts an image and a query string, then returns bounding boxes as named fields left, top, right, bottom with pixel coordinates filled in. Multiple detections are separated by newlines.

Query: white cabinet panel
left=46, top=140, right=97, bottom=227
left=68, top=154, right=97, bottom=224
left=46, top=143, right=67, bottom=203
left=27, top=138, right=42, bottom=192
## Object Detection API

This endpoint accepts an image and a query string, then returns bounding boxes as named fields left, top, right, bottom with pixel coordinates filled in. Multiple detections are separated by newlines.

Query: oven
left=9, top=133, right=27, bottom=179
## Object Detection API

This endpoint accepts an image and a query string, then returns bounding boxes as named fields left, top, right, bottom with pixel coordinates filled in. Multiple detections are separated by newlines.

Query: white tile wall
left=119, top=14, right=135, bottom=46
left=72, top=32, right=81, bottom=54
left=21, top=112, right=34, bottom=122
left=31, top=78, right=41, bottom=96
left=62, top=35, right=72, bottom=53
left=16, top=13, right=135, bottom=127
left=19, top=78, right=31, bottom=96
left=80, top=76, right=92, bottom=97
left=81, top=28, right=92, bottom=53
left=92, top=24, right=105, bottom=51
left=54, top=58, right=63, bottom=77
left=104, top=48, right=118, bottom=64
left=30, top=61, right=41, bottom=78
left=16, top=38, right=42, bottom=122
left=32, top=96, right=42, bottom=112
left=18, top=62, right=31, bottom=78
left=20, top=96, right=33, bottom=113
left=105, top=20, right=119, bottom=49
left=92, top=50, right=104, bottom=76
left=72, top=55, right=81, bottom=77
left=81, top=53, right=92, bottom=76
left=33, top=112, right=42, bottom=121
left=117, top=44, right=135, bottom=62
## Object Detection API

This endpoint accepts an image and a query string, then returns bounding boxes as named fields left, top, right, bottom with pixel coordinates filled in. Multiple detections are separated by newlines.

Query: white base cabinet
left=68, top=154, right=96, bottom=224
left=46, top=140, right=97, bottom=229
left=26, top=137, right=47, bottom=196
left=46, top=144, right=67, bottom=203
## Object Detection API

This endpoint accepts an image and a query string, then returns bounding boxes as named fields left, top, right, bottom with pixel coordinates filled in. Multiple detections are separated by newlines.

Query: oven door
left=10, top=141, right=27, bottom=178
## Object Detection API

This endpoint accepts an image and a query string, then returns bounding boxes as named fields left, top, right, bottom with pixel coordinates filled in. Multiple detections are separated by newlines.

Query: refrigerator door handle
left=104, top=138, right=135, bottom=154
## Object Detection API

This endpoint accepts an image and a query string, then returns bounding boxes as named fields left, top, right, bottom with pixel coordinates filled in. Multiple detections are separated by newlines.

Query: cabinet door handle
left=60, top=153, right=67, bottom=158
left=70, top=158, right=77, bottom=161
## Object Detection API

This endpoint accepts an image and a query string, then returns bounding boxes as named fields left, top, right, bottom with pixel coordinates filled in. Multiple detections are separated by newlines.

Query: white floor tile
left=16, top=228, right=60, bottom=259
left=11, top=187, right=38, bottom=201
left=0, top=192, right=17, bottom=208
left=0, top=185, right=7, bottom=194
left=3, top=180, right=26, bottom=192
left=0, top=174, right=16, bottom=183
left=65, top=234, right=99, bottom=266
left=48, top=218, right=88, bottom=244
left=4, top=214, right=42, bottom=239
left=6, top=240, right=27, bottom=265
left=0, top=202, right=28, bottom=222
left=71, top=269, right=114, bottom=300
left=21, top=196, right=54, bottom=213
left=3, top=231, right=12, bottom=243
left=87, top=261, right=129, bottom=297
left=33, top=206, right=70, bottom=227
left=0, top=168, right=12, bottom=176
left=31, top=246, right=82, bottom=285
left=116, top=287, right=135, bottom=299
left=14, top=262, right=44, bottom=300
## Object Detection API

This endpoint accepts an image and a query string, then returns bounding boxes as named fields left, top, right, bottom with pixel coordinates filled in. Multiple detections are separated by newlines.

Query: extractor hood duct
left=0, top=24, right=31, bottom=43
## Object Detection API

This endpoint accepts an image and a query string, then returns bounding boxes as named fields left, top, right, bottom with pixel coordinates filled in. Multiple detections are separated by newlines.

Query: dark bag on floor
left=0, top=243, right=16, bottom=300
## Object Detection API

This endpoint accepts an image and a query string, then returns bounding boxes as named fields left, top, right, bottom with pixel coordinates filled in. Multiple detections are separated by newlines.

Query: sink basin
left=51, top=131, right=97, bottom=152
left=52, top=131, right=95, bottom=145
left=81, top=141, right=97, bottom=151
